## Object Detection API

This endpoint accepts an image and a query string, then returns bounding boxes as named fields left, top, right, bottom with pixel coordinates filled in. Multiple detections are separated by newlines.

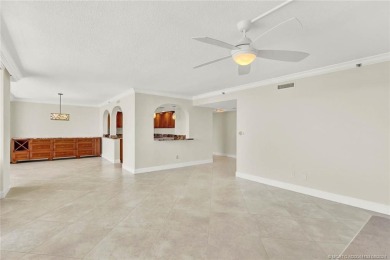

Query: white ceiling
left=1, top=1, right=389, bottom=106
left=199, top=100, right=237, bottom=112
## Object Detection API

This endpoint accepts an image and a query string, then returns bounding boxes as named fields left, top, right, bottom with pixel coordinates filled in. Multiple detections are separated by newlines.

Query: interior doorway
left=212, top=107, right=237, bottom=158
left=198, top=99, right=237, bottom=163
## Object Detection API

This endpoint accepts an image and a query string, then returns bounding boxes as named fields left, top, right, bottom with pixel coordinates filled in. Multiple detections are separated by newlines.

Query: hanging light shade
left=232, top=50, right=256, bottom=66
left=51, top=93, right=70, bottom=121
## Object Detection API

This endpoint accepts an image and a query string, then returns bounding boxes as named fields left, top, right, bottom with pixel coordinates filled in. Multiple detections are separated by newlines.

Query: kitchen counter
left=154, top=138, right=194, bottom=141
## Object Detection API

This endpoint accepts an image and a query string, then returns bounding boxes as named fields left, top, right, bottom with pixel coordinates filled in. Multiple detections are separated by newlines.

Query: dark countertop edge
left=154, top=138, right=194, bottom=141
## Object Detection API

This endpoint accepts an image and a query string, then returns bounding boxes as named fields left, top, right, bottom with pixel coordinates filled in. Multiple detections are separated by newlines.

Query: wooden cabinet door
left=120, top=138, right=123, bottom=163
left=154, top=113, right=161, bottom=128
left=169, top=112, right=175, bottom=128
left=153, top=111, right=175, bottom=128
left=165, top=111, right=175, bottom=128
left=162, top=112, right=169, bottom=128
left=116, top=112, right=123, bottom=128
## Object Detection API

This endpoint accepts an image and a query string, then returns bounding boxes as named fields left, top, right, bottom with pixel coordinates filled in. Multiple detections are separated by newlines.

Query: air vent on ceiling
left=278, top=83, right=294, bottom=90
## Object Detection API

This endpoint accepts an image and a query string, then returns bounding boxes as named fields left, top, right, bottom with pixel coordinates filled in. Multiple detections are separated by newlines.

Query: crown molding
left=0, top=39, right=22, bottom=81
left=134, top=88, right=192, bottom=100
left=192, top=52, right=390, bottom=100
left=7, top=53, right=390, bottom=107
left=98, top=88, right=135, bottom=107
left=11, top=99, right=99, bottom=108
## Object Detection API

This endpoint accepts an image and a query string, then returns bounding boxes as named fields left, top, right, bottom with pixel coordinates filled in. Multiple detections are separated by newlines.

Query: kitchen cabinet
left=154, top=111, right=175, bottom=128
left=11, top=137, right=101, bottom=163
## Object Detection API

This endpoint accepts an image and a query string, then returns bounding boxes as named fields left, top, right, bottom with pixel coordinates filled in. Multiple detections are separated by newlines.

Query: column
left=0, top=68, right=11, bottom=198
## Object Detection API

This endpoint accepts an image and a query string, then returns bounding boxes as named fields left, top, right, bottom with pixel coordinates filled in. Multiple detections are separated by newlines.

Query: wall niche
left=153, top=104, right=188, bottom=140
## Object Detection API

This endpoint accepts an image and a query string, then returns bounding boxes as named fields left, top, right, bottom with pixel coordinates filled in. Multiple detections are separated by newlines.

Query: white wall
left=154, top=128, right=175, bottom=135
left=135, top=93, right=213, bottom=171
left=11, top=101, right=100, bottom=138
left=213, top=111, right=236, bottom=157
left=195, top=62, right=390, bottom=209
left=0, top=68, right=11, bottom=198
left=102, top=138, right=120, bottom=163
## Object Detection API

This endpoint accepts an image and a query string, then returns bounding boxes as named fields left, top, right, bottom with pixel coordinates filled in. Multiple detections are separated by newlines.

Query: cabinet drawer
left=31, top=144, right=52, bottom=151
left=30, top=139, right=52, bottom=145
left=14, top=151, right=30, bottom=161
left=78, top=149, right=95, bottom=156
left=53, top=151, right=76, bottom=158
left=54, top=143, right=76, bottom=150
left=30, top=152, right=51, bottom=159
left=77, top=138, right=94, bottom=143
left=78, top=143, right=94, bottom=149
left=54, top=139, right=76, bottom=144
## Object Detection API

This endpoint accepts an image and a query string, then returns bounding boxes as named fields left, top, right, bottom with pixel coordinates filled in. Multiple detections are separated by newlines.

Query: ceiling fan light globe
left=233, top=52, right=256, bottom=66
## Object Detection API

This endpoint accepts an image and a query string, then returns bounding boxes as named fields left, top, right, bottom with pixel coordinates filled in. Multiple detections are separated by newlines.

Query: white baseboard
left=122, top=164, right=135, bottom=174
left=236, top=172, right=390, bottom=215
left=0, top=187, right=10, bottom=199
left=102, top=155, right=118, bottom=164
left=134, top=159, right=213, bottom=174
left=213, top=152, right=236, bottom=159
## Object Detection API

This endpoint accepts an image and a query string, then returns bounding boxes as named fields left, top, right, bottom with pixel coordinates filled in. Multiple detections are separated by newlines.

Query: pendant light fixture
left=50, top=93, right=70, bottom=121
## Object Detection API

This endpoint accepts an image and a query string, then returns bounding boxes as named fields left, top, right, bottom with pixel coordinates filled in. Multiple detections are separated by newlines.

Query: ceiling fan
left=192, top=1, right=309, bottom=75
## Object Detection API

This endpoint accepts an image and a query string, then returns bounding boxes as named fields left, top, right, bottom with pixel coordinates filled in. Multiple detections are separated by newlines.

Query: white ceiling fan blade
left=192, top=37, right=238, bottom=50
left=194, top=56, right=231, bottom=69
left=252, top=17, right=302, bottom=43
left=238, top=64, right=251, bottom=75
left=256, top=50, right=309, bottom=62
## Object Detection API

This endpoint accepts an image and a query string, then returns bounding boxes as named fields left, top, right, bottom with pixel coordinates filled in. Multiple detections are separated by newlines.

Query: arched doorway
left=103, top=110, right=110, bottom=137
left=111, top=106, right=123, bottom=163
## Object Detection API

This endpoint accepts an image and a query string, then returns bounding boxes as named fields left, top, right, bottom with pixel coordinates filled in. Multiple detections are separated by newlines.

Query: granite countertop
left=154, top=138, right=194, bottom=141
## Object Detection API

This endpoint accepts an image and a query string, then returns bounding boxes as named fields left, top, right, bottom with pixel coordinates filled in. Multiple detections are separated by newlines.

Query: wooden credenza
left=11, top=137, right=101, bottom=163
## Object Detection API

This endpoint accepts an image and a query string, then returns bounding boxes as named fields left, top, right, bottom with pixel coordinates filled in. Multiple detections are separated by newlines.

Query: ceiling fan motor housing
left=236, top=36, right=252, bottom=47
left=237, top=20, right=252, bottom=32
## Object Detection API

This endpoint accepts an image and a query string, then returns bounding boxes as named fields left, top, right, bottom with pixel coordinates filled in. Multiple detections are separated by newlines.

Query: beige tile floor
left=342, top=216, right=390, bottom=256
left=0, top=156, right=385, bottom=259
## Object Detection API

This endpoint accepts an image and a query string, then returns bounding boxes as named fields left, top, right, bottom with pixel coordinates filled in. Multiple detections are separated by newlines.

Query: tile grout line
left=237, top=175, right=271, bottom=259
left=78, top=183, right=157, bottom=259
left=337, top=215, right=372, bottom=258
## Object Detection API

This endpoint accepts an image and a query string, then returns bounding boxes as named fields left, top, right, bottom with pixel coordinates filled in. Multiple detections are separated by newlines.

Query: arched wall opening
left=111, top=106, right=122, bottom=137
left=103, top=110, right=110, bottom=137
left=153, top=104, right=189, bottom=140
